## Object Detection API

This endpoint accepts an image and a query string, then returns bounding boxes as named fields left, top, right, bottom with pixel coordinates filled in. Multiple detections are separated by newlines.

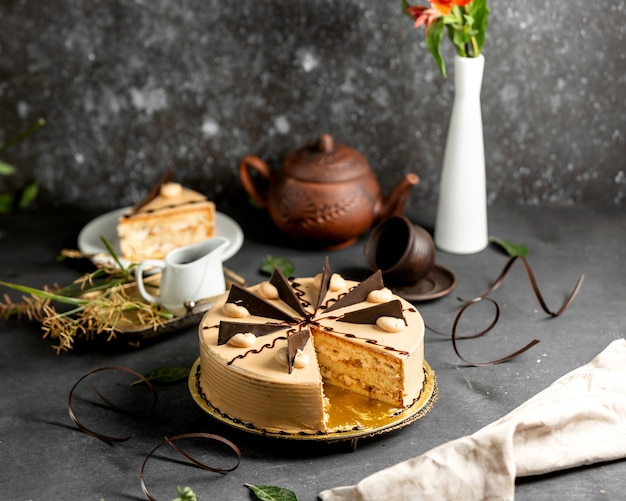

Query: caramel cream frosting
left=197, top=259, right=425, bottom=434
left=124, top=182, right=211, bottom=215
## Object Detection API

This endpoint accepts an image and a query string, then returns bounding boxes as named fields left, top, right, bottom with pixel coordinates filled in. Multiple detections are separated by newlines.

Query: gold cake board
left=188, top=358, right=437, bottom=448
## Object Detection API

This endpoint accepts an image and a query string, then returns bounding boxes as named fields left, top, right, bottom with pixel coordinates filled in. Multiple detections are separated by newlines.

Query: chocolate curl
left=426, top=256, right=584, bottom=366
left=67, top=366, right=157, bottom=443
left=140, top=433, right=242, bottom=501
left=450, top=297, right=540, bottom=366
left=518, top=256, right=585, bottom=316
left=473, top=256, right=585, bottom=317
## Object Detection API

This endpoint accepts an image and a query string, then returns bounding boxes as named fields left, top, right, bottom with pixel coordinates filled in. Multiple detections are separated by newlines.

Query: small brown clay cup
left=364, top=215, right=435, bottom=285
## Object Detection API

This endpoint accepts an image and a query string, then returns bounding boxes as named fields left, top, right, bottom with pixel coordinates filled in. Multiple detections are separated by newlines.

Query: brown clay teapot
left=239, top=133, right=419, bottom=249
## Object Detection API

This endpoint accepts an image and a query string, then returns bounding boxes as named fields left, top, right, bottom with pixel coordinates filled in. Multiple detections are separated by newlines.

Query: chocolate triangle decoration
left=269, top=267, right=308, bottom=318
left=337, top=299, right=405, bottom=325
left=226, top=284, right=297, bottom=323
left=315, top=256, right=332, bottom=311
left=325, top=270, right=385, bottom=313
left=131, top=170, right=173, bottom=212
left=218, top=321, right=286, bottom=345
left=287, top=328, right=310, bottom=374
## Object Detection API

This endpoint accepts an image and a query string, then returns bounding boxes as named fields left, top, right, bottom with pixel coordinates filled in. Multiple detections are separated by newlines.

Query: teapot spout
left=378, top=173, right=420, bottom=221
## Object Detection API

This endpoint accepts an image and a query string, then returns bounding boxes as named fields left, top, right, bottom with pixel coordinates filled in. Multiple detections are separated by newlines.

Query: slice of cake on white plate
left=117, top=173, right=215, bottom=262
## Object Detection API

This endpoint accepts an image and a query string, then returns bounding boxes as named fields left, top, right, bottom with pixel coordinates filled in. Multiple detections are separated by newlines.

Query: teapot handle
left=239, top=155, right=272, bottom=208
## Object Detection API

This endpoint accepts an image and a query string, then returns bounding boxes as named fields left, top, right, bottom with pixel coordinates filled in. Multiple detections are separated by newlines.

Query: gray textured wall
left=1, top=0, right=625, bottom=215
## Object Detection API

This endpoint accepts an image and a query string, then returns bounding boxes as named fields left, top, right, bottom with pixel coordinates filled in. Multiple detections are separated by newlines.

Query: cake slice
left=117, top=176, right=215, bottom=262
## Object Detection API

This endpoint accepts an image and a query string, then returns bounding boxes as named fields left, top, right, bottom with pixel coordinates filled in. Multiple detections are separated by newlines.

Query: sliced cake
left=197, top=259, right=425, bottom=434
left=117, top=175, right=215, bottom=262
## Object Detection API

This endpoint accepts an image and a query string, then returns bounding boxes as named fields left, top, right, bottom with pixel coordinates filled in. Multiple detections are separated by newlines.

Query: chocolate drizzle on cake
left=342, top=333, right=410, bottom=356
left=218, top=321, right=286, bottom=345
left=269, top=267, right=309, bottom=318
left=220, top=262, right=409, bottom=373
left=122, top=199, right=207, bottom=217
left=226, top=284, right=297, bottom=323
left=324, top=270, right=385, bottom=313
left=290, top=279, right=312, bottom=308
left=227, top=334, right=288, bottom=365
left=338, top=299, right=405, bottom=324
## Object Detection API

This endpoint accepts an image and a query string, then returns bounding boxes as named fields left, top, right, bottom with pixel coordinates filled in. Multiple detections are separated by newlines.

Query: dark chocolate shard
left=315, top=256, right=332, bottom=311
left=287, top=329, right=311, bottom=374
left=130, top=171, right=173, bottom=213
left=226, top=284, right=297, bottom=323
left=269, top=267, right=308, bottom=317
left=337, top=299, right=405, bottom=325
left=325, top=270, right=385, bottom=313
left=218, top=321, right=286, bottom=345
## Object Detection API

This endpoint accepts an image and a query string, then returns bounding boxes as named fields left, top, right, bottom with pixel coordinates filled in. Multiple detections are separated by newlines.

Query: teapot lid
left=282, top=134, right=371, bottom=182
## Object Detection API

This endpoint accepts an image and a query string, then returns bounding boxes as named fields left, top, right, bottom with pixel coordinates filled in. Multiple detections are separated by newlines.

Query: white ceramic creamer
left=135, top=236, right=229, bottom=315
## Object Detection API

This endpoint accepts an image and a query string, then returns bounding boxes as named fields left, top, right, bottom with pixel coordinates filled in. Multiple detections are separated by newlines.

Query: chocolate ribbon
left=140, top=433, right=242, bottom=501
left=427, top=255, right=584, bottom=366
left=67, top=365, right=157, bottom=443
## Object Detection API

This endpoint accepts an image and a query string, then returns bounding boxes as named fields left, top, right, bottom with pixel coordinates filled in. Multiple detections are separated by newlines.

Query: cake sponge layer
left=118, top=203, right=215, bottom=261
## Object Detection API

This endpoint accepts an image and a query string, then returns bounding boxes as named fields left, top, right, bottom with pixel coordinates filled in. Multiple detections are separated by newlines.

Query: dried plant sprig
left=0, top=237, right=172, bottom=353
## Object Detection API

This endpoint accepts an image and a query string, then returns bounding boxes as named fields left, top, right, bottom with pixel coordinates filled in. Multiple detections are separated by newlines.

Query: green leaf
left=0, top=193, right=14, bottom=214
left=132, top=366, right=191, bottom=386
left=0, top=281, right=89, bottom=306
left=489, top=236, right=529, bottom=258
left=260, top=256, right=295, bottom=277
left=245, top=484, right=298, bottom=501
left=100, top=235, right=136, bottom=277
left=17, top=181, right=38, bottom=208
left=467, top=0, right=489, bottom=54
left=0, top=118, right=45, bottom=154
left=448, top=23, right=469, bottom=55
left=401, top=0, right=412, bottom=20
left=0, top=160, right=16, bottom=175
left=426, top=18, right=447, bottom=77
left=173, top=485, right=197, bottom=501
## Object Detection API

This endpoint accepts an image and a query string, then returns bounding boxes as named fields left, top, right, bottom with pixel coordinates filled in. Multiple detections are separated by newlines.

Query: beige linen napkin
left=319, top=338, right=626, bottom=501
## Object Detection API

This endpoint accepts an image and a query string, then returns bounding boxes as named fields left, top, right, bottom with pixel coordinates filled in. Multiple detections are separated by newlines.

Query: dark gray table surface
left=1, top=204, right=625, bottom=501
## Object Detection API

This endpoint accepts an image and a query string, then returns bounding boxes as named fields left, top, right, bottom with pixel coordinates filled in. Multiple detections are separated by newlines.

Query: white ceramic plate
left=77, top=207, right=244, bottom=267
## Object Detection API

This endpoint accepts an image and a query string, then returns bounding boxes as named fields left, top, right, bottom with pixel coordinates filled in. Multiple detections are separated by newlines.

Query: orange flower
left=431, top=0, right=473, bottom=16
left=406, top=0, right=473, bottom=30
left=404, top=0, right=489, bottom=77
left=406, top=5, right=440, bottom=30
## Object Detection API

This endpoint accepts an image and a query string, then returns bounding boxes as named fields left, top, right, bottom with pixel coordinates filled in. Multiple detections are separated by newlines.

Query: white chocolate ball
left=160, top=182, right=183, bottom=198
left=376, top=316, right=405, bottom=333
left=223, top=302, right=250, bottom=318
left=329, top=273, right=346, bottom=291
left=275, top=347, right=309, bottom=369
left=258, top=281, right=279, bottom=299
left=367, top=288, right=393, bottom=303
left=227, top=332, right=256, bottom=348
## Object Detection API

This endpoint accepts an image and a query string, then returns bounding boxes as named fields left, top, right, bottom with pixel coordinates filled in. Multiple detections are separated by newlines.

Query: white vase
left=434, top=54, right=488, bottom=254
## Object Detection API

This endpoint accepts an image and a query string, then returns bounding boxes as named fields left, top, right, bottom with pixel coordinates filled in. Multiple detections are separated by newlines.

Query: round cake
left=197, top=258, right=425, bottom=434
